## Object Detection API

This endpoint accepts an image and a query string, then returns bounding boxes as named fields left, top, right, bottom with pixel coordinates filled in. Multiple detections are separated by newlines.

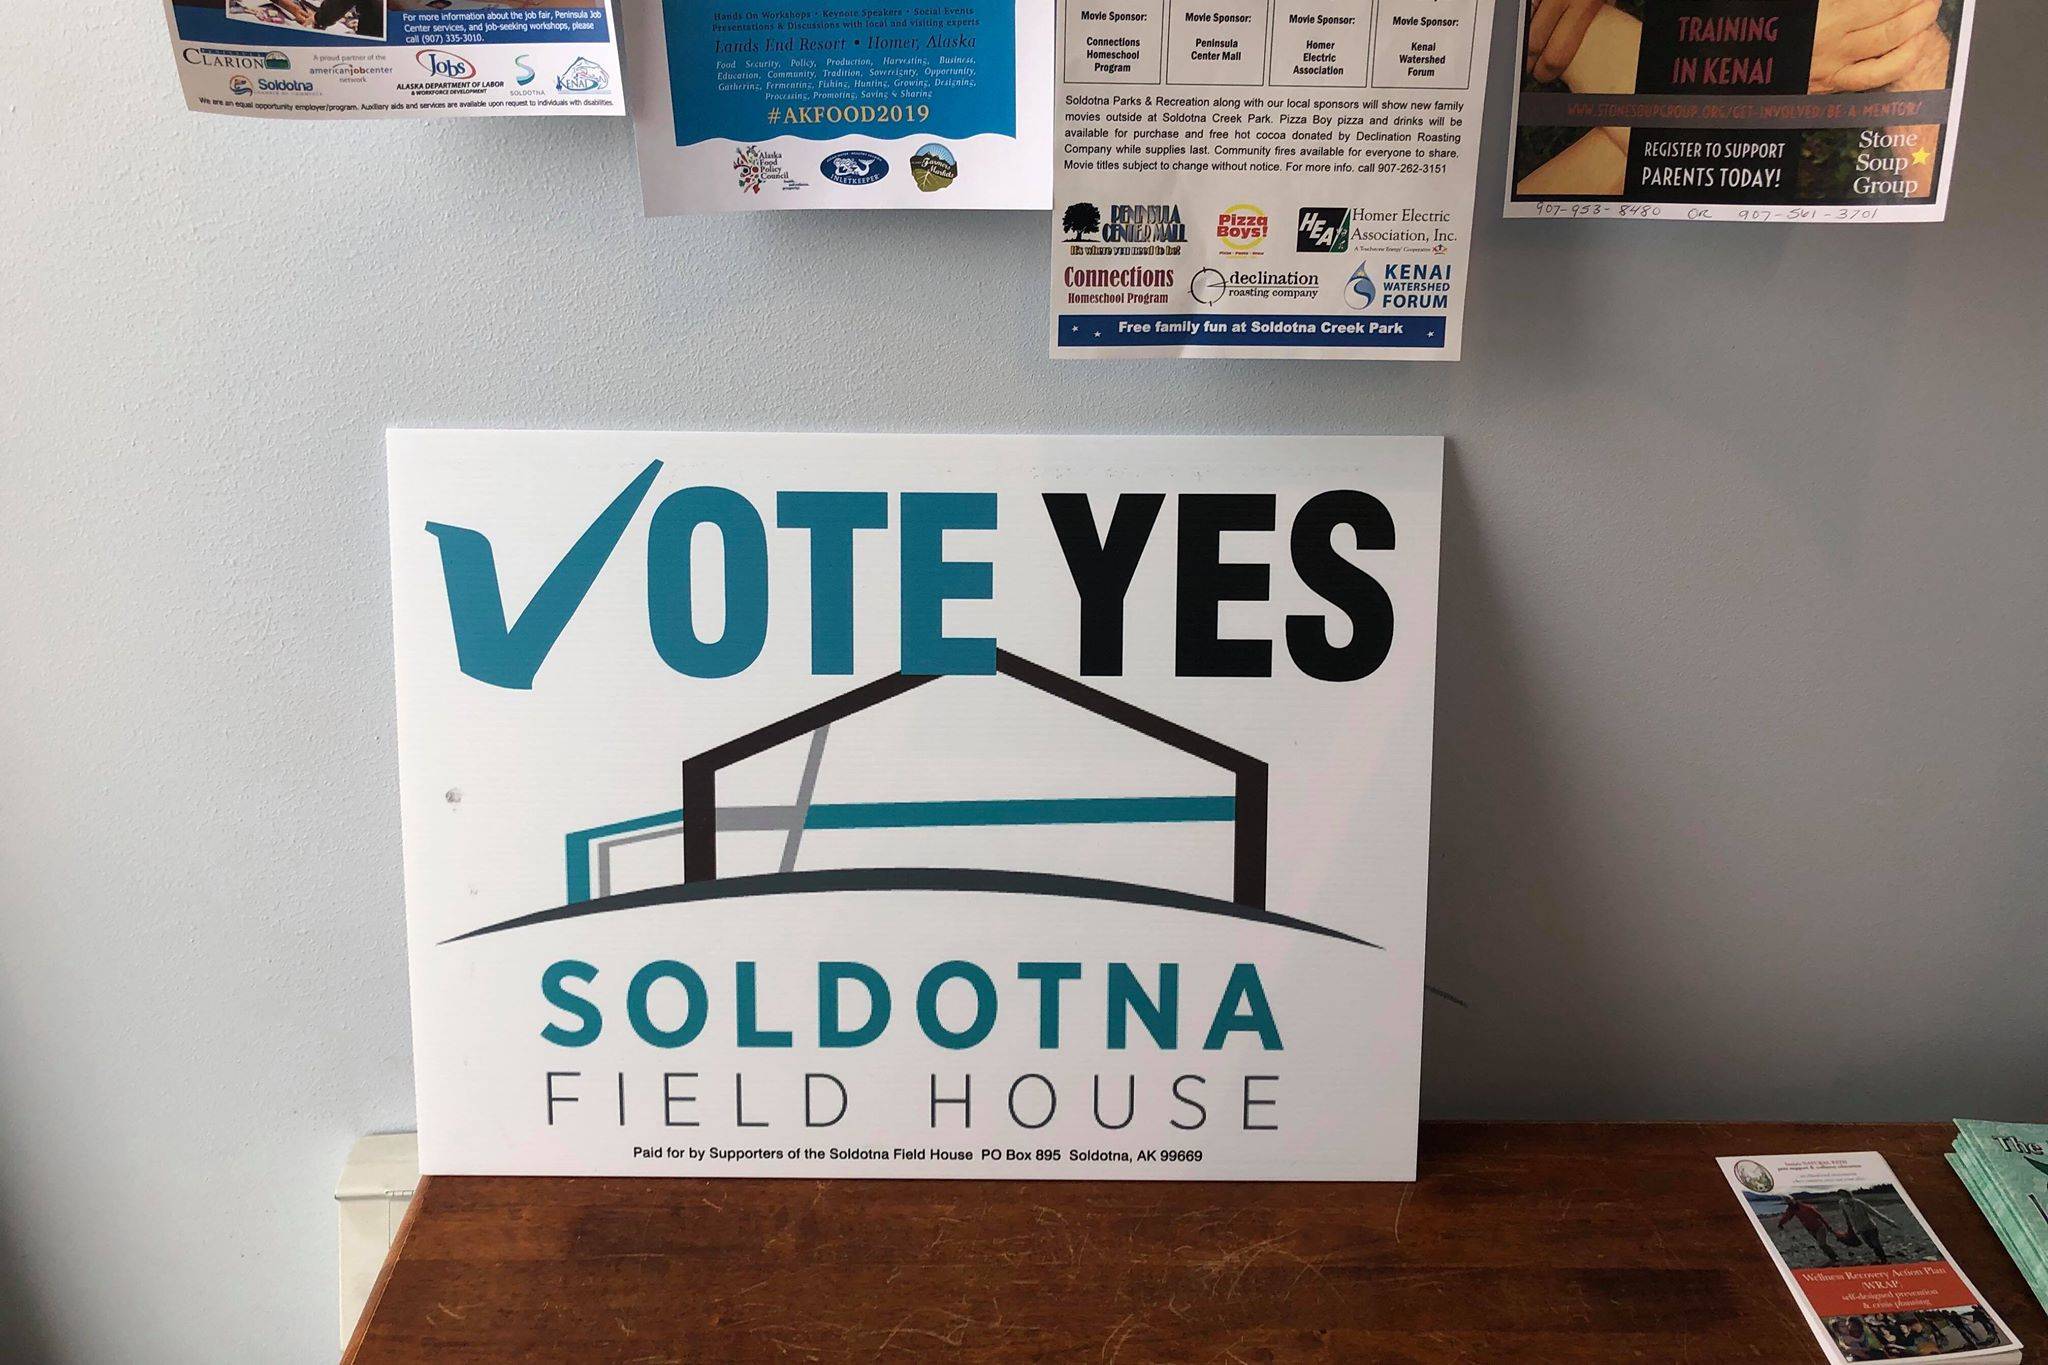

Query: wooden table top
left=345, top=1122, right=2046, bottom=1363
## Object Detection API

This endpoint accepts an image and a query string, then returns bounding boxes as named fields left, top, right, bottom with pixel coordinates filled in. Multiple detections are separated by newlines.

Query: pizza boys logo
left=1216, top=204, right=1269, bottom=256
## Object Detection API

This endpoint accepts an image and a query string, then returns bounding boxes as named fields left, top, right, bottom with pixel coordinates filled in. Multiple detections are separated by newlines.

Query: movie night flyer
left=1506, top=0, right=1980, bottom=222
left=1050, top=0, right=1499, bottom=361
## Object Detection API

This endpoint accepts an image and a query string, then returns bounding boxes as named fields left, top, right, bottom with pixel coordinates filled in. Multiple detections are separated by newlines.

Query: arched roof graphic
left=680, top=650, right=1269, bottom=911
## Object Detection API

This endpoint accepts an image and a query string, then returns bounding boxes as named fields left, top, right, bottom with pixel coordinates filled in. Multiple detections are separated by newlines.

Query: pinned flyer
left=629, top=2, right=1053, bottom=213
left=161, top=1, right=623, bottom=119
left=1051, top=1, right=1498, bottom=361
left=1506, top=0, right=1979, bottom=222
left=1720, top=1152, right=2021, bottom=1363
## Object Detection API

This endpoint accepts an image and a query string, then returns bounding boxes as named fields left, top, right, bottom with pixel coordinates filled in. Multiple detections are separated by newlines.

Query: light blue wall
left=1, top=3, right=2042, bottom=1361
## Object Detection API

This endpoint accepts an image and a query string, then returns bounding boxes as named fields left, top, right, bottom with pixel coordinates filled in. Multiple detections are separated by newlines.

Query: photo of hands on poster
left=1506, top=0, right=1979, bottom=221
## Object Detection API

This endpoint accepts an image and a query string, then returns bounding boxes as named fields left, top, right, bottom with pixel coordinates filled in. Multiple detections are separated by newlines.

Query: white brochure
left=1051, top=0, right=1497, bottom=360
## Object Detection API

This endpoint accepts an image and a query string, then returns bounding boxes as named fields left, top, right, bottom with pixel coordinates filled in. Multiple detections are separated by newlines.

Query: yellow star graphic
left=1911, top=148, right=1932, bottom=165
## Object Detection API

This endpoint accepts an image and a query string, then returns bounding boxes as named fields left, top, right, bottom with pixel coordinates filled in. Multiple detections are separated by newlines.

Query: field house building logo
left=445, top=651, right=1372, bottom=953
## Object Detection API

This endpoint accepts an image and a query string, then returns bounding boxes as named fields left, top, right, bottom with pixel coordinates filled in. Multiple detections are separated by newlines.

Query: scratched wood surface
left=344, top=1123, right=2047, bottom=1363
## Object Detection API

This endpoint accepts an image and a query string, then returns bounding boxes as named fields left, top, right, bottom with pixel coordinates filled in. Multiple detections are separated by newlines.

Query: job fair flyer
left=1506, top=0, right=1980, bottom=223
left=1050, top=0, right=1498, bottom=361
left=630, top=1, right=1054, bottom=213
left=161, top=0, right=623, bottom=119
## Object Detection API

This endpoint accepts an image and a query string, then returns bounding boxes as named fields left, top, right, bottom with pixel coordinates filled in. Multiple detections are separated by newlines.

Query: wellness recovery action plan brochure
left=1721, top=1152, right=2021, bottom=1364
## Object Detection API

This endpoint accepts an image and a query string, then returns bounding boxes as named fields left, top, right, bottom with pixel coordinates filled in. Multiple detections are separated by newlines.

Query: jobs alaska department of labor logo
left=416, top=49, right=478, bottom=81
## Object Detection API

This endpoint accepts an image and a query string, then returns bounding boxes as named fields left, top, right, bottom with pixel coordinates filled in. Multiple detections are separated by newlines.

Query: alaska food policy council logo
left=735, top=146, right=807, bottom=195
left=1734, top=1160, right=1775, bottom=1193
left=821, top=151, right=890, bottom=186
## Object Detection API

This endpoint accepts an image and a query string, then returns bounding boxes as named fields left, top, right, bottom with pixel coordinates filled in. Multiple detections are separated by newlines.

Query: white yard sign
left=390, top=431, right=1441, bottom=1180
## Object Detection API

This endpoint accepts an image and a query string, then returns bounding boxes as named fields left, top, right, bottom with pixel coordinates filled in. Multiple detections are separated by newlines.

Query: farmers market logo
left=911, top=143, right=958, bottom=193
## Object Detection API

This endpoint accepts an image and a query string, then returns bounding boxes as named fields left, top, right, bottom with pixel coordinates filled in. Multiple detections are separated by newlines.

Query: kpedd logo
left=821, top=152, right=889, bottom=186
left=416, top=50, right=477, bottom=81
left=556, top=57, right=609, bottom=93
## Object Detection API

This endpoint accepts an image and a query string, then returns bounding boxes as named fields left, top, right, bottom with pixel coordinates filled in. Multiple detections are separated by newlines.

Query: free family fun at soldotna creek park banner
left=161, top=0, right=622, bottom=118
left=629, top=1, right=1053, bottom=212
left=389, top=432, right=1443, bottom=1180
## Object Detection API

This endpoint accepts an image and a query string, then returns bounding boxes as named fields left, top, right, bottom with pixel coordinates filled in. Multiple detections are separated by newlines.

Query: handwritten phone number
left=1527, top=202, right=1887, bottom=222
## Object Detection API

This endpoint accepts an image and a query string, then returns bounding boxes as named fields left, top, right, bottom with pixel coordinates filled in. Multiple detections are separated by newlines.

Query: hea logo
left=416, top=50, right=477, bottom=81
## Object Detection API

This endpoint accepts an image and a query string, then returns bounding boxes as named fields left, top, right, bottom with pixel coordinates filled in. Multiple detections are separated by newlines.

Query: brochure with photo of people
left=1506, top=0, right=1981, bottom=222
left=1721, top=1152, right=2022, bottom=1363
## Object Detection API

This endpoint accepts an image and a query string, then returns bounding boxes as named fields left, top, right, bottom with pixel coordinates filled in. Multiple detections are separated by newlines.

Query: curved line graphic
left=439, top=867, right=1380, bottom=950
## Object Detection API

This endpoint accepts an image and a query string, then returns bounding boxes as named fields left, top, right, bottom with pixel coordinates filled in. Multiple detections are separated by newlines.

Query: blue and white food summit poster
left=390, top=431, right=1442, bottom=1179
left=630, top=1, right=1052, bottom=211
